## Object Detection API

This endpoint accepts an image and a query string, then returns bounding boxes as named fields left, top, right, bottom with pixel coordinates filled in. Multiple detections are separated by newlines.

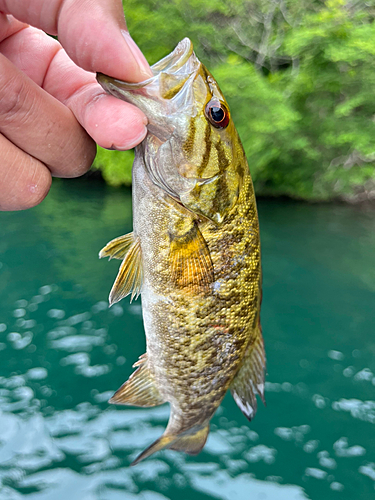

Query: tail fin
left=131, top=424, right=209, bottom=466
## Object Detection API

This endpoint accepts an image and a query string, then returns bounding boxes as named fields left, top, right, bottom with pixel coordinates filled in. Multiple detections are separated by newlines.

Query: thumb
left=0, top=0, right=152, bottom=82
left=58, top=0, right=152, bottom=82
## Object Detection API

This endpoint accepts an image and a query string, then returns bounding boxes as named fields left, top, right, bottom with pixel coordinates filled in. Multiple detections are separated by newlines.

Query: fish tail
left=131, top=424, right=210, bottom=466
left=168, top=424, right=210, bottom=454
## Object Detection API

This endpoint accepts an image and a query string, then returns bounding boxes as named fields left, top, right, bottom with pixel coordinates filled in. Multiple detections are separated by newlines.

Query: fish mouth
left=152, top=38, right=194, bottom=76
left=96, top=38, right=200, bottom=131
left=97, top=38, right=194, bottom=91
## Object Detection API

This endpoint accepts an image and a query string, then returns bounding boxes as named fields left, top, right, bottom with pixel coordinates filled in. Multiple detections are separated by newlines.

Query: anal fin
left=99, top=232, right=143, bottom=305
left=109, top=354, right=165, bottom=408
left=231, top=323, right=266, bottom=421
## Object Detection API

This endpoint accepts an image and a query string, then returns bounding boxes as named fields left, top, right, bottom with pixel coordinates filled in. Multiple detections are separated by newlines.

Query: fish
left=97, top=38, right=265, bottom=465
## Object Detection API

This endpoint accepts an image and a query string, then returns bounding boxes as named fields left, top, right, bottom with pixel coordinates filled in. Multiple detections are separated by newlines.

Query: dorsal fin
left=230, top=323, right=266, bottom=421
left=99, top=232, right=135, bottom=260
left=169, top=222, right=214, bottom=292
left=109, top=353, right=165, bottom=408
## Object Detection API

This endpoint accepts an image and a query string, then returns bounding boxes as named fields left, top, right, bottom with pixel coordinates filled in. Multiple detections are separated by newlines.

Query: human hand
left=0, top=0, right=152, bottom=211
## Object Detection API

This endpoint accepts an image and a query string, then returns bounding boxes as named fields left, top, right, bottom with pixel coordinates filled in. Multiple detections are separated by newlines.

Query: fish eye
left=205, top=101, right=230, bottom=129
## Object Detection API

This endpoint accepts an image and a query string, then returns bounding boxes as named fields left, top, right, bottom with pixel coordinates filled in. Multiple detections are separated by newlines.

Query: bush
left=94, top=0, right=375, bottom=202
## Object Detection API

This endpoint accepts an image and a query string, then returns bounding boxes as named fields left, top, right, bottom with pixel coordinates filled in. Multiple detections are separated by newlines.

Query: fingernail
left=122, top=31, right=153, bottom=79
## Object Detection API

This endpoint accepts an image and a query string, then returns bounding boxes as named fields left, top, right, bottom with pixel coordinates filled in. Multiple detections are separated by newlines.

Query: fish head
left=97, top=38, right=245, bottom=225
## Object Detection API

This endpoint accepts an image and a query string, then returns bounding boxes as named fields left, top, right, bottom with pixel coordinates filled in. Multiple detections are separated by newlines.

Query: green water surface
left=0, top=178, right=374, bottom=500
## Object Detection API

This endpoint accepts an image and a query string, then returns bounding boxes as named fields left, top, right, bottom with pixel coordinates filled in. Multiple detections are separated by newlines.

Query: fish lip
left=97, top=38, right=194, bottom=91
left=152, top=37, right=194, bottom=74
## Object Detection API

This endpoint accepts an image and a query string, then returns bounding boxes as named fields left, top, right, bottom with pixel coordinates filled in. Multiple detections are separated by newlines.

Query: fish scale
left=97, top=38, right=265, bottom=465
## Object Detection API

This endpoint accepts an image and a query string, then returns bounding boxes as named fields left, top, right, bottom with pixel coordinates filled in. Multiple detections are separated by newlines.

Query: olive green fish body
left=97, top=39, right=265, bottom=464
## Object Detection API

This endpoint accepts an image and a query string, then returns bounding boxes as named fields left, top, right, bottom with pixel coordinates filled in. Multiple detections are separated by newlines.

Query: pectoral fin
left=169, top=222, right=214, bottom=292
left=109, top=353, right=165, bottom=407
left=231, top=324, right=266, bottom=421
left=99, top=232, right=135, bottom=260
left=100, top=233, right=143, bottom=305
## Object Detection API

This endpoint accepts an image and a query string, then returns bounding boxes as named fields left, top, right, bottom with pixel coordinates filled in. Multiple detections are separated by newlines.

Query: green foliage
left=93, top=147, right=134, bottom=186
left=95, top=0, right=375, bottom=201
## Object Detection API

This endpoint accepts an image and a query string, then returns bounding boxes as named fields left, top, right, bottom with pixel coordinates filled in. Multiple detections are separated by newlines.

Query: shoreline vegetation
left=93, top=0, right=375, bottom=203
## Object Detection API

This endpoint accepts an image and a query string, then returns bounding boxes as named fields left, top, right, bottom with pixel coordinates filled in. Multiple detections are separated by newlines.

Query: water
left=1, top=178, right=374, bottom=500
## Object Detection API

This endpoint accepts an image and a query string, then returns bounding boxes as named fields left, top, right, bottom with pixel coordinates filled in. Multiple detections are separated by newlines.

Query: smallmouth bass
left=97, top=38, right=265, bottom=465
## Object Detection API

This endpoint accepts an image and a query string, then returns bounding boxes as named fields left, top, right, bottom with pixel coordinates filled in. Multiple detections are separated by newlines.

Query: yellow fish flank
left=97, top=38, right=265, bottom=465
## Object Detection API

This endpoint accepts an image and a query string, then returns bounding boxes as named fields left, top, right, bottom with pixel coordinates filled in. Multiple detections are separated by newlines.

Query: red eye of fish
left=205, top=101, right=230, bottom=129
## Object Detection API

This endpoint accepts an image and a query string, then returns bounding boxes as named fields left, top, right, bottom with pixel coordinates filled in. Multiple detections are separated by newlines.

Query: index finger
left=0, top=0, right=152, bottom=82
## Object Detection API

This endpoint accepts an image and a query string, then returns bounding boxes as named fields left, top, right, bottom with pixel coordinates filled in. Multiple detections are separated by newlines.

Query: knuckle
left=75, top=140, right=97, bottom=176
left=0, top=72, right=29, bottom=121
left=58, top=132, right=96, bottom=178
left=22, top=180, right=51, bottom=209
left=0, top=155, right=52, bottom=211
left=22, top=166, right=52, bottom=209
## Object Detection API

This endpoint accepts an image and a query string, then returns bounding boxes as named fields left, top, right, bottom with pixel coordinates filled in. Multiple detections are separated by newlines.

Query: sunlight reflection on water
left=1, top=283, right=374, bottom=499
left=1, top=185, right=375, bottom=499
left=0, top=288, right=312, bottom=499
